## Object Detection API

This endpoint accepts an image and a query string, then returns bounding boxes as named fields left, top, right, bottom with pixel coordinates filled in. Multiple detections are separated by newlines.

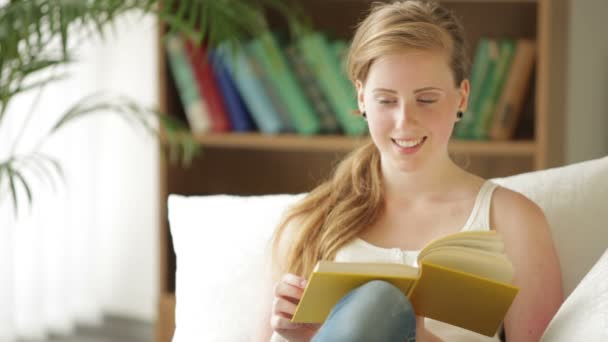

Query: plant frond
left=0, top=152, right=66, bottom=214
left=46, top=92, right=199, bottom=166
left=11, top=167, right=33, bottom=209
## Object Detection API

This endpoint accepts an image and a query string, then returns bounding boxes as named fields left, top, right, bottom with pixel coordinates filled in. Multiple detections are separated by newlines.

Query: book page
left=316, top=260, right=418, bottom=278
left=421, top=231, right=504, bottom=255
left=419, top=247, right=514, bottom=283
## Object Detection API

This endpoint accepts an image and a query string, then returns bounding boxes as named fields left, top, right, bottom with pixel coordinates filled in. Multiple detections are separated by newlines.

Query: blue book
left=209, top=50, right=256, bottom=132
left=216, top=43, right=287, bottom=134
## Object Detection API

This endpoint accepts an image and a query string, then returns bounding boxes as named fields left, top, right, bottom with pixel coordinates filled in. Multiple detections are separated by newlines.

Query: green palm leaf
left=0, top=0, right=310, bottom=214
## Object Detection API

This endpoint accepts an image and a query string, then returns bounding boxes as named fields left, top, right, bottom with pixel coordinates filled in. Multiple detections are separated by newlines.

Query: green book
left=331, top=39, right=359, bottom=116
left=248, top=31, right=321, bottom=135
left=285, top=43, right=340, bottom=133
left=470, top=39, right=516, bottom=140
left=297, top=32, right=367, bottom=136
left=455, top=38, right=496, bottom=140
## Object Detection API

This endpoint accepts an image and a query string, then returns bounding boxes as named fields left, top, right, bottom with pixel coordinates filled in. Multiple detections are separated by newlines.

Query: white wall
left=566, top=0, right=608, bottom=163
left=94, top=14, right=159, bottom=321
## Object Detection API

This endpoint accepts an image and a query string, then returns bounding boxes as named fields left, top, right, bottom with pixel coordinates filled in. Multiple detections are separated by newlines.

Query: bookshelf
left=155, top=0, right=568, bottom=341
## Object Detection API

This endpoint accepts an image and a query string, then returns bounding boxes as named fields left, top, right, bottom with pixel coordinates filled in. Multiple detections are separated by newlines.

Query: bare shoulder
left=490, top=185, right=550, bottom=257
left=491, top=186, right=546, bottom=235
left=490, top=185, right=563, bottom=341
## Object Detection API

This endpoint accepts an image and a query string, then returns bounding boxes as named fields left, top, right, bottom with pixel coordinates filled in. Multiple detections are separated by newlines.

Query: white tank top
left=270, top=181, right=501, bottom=342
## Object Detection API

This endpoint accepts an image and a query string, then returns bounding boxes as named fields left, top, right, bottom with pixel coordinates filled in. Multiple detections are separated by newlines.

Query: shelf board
left=193, top=133, right=537, bottom=156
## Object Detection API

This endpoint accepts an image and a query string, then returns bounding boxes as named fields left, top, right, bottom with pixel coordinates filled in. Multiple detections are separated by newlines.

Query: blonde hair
left=348, top=0, right=469, bottom=87
left=271, top=0, right=469, bottom=278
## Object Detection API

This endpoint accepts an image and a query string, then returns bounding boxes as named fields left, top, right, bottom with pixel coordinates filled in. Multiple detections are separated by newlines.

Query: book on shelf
left=245, top=39, right=296, bottom=133
left=164, top=34, right=212, bottom=134
left=183, top=39, right=231, bottom=133
left=284, top=43, right=340, bottom=134
left=296, top=32, right=368, bottom=136
left=489, top=40, right=536, bottom=140
left=291, top=230, right=519, bottom=337
left=208, top=49, right=257, bottom=132
left=454, top=38, right=496, bottom=140
left=471, top=39, right=516, bottom=140
left=217, top=42, right=286, bottom=134
left=248, top=32, right=322, bottom=135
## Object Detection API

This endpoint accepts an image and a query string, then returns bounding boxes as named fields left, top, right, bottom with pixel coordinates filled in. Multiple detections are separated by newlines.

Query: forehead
left=365, top=50, right=454, bottom=88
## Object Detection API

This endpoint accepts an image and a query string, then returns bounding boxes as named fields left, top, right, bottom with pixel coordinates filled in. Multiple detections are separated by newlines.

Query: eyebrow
left=372, top=87, right=444, bottom=94
left=414, top=87, right=444, bottom=93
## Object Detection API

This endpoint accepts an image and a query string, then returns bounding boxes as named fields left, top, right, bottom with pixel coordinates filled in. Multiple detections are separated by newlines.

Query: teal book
left=164, top=34, right=212, bottom=133
left=249, top=32, right=321, bottom=135
left=454, top=38, right=497, bottom=140
left=284, top=43, right=340, bottom=133
left=245, top=40, right=294, bottom=133
left=331, top=38, right=361, bottom=124
left=470, top=39, right=516, bottom=140
left=218, top=42, right=285, bottom=134
left=296, top=32, right=367, bottom=136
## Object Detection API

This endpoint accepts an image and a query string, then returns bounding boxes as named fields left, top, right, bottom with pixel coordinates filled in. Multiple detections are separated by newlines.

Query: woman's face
left=356, top=49, right=469, bottom=172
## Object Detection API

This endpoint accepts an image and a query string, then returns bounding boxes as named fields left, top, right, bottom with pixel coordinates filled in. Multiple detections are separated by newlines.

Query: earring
left=362, top=111, right=367, bottom=119
left=456, top=111, right=463, bottom=119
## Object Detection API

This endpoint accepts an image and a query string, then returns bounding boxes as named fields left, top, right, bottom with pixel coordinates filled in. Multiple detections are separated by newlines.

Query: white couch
left=168, top=156, right=608, bottom=342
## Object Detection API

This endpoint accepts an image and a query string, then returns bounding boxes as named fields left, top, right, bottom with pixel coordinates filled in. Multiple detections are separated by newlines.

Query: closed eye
left=378, top=99, right=397, bottom=105
left=418, top=99, right=437, bottom=104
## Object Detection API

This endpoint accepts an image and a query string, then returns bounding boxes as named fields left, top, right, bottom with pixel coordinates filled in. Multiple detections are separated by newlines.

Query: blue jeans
left=311, top=280, right=417, bottom=342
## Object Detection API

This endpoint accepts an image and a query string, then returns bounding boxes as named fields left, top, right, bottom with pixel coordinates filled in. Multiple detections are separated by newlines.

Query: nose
left=395, top=104, right=418, bottom=127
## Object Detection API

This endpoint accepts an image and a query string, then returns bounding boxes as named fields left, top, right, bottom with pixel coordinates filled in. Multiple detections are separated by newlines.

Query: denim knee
left=312, top=280, right=416, bottom=342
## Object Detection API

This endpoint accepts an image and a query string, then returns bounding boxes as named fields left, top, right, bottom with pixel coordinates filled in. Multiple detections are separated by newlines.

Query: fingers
left=270, top=273, right=308, bottom=332
left=272, top=296, right=298, bottom=317
left=273, top=273, right=307, bottom=302
left=270, top=314, right=302, bottom=330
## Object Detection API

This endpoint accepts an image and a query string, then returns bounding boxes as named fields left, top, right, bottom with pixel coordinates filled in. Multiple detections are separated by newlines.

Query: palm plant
left=0, top=0, right=307, bottom=215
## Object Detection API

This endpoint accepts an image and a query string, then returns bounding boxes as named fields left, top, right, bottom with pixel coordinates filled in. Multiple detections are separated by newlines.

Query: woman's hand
left=271, top=273, right=320, bottom=342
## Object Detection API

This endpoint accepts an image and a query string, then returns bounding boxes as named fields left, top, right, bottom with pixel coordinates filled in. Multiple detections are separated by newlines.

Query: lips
left=392, top=137, right=424, bottom=148
left=391, top=136, right=427, bottom=154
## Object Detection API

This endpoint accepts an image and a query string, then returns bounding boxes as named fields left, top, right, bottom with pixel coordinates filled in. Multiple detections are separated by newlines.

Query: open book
left=291, top=230, right=519, bottom=337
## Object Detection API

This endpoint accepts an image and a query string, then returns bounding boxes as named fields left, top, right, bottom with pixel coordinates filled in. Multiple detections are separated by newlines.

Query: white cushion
left=491, top=156, right=608, bottom=297
left=169, top=156, right=608, bottom=341
left=540, top=249, right=608, bottom=341
left=168, top=193, right=304, bottom=342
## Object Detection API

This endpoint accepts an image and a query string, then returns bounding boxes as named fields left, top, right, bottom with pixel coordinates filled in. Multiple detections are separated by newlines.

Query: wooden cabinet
left=156, top=1, right=568, bottom=340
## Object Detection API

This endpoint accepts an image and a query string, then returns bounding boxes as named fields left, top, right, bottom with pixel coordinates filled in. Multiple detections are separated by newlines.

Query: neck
left=381, top=153, right=467, bottom=202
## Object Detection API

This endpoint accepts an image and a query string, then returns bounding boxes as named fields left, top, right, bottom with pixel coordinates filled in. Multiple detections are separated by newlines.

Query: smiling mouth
left=391, top=136, right=427, bottom=148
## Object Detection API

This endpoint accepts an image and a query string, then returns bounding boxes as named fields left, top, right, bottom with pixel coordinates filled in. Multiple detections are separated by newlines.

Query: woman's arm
left=493, top=188, right=564, bottom=341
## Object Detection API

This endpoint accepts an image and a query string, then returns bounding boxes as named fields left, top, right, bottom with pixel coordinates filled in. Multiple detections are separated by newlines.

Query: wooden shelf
left=193, top=133, right=537, bottom=156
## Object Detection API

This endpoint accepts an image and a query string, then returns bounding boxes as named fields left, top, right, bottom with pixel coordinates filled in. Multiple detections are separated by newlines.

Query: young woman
left=255, top=1, right=563, bottom=341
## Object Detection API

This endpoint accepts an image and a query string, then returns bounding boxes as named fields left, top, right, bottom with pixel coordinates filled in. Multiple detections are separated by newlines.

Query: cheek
left=426, top=113, right=456, bottom=139
left=367, top=111, right=393, bottom=131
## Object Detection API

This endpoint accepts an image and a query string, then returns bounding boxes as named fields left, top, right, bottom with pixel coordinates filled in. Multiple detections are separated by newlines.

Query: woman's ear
left=458, top=79, right=470, bottom=113
left=355, top=80, right=365, bottom=114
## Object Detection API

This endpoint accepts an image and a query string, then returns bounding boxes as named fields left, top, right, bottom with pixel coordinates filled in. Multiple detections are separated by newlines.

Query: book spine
left=183, top=39, right=231, bottom=132
left=471, top=39, right=516, bottom=140
left=284, top=44, right=340, bottom=134
left=245, top=39, right=295, bottom=133
left=164, top=35, right=212, bottom=134
left=331, top=39, right=357, bottom=107
left=489, top=40, right=536, bottom=140
left=208, top=50, right=256, bottom=132
left=297, top=32, right=367, bottom=136
left=455, top=38, right=493, bottom=140
left=219, top=43, right=284, bottom=134
left=249, top=32, right=322, bottom=135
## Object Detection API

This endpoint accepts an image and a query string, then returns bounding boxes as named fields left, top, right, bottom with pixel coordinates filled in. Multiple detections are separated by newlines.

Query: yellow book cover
left=291, top=230, right=519, bottom=337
